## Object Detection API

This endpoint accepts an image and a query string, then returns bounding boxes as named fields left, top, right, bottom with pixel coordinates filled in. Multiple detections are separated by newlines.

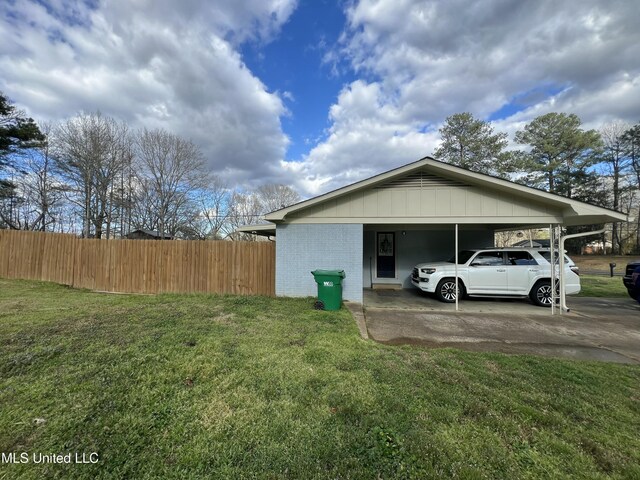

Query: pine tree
left=434, top=112, right=513, bottom=176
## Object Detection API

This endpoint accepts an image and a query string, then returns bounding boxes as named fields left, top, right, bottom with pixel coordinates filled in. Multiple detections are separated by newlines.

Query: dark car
left=623, top=260, right=640, bottom=299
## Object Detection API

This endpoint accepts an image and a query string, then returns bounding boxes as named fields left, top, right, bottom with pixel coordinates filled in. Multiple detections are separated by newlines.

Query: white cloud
left=284, top=0, right=640, bottom=196
left=3, top=0, right=639, bottom=199
left=0, top=0, right=297, bottom=185
left=282, top=80, right=439, bottom=195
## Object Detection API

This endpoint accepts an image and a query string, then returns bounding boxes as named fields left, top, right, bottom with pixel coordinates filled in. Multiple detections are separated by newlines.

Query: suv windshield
left=446, top=250, right=476, bottom=264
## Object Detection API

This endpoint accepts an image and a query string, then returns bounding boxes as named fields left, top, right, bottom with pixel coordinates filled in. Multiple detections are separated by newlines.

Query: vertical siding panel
left=162, top=240, right=170, bottom=293
left=0, top=230, right=8, bottom=278
left=198, top=242, right=207, bottom=293
left=205, top=241, right=213, bottom=293
left=120, top=239, right=127, bottom=293
left=181, top=241, right=189, bottom=293
left=219, top=241, right=227, bottom=294
left=167, top=241, right=175, bottom=293
left=71, top=237, right=80, bottom=289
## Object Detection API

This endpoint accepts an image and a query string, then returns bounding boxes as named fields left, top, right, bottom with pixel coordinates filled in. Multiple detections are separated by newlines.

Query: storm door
left=376, top=232, right=395, bottom=278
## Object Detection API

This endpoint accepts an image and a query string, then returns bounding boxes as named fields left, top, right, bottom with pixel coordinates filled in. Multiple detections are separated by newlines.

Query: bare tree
left=494, top=228, right=549, bottom=247
left=133, top=128, right=205, bottom=238
left=601, top=122, right=633, bottom=253
left=622, top=123, right=640, bottom=252
left=0, top=122, right=66, bottom=231
left=227, top=191, right=263, bottom=240
left=255, top=184, right=301, bottom=213
left=115, top=144, right=135, bottom=237
left=189, top=175, right=232, bottom=239
left=227, top=184, right=300, bottom=240
left=52, top=112, right=129, bottom=238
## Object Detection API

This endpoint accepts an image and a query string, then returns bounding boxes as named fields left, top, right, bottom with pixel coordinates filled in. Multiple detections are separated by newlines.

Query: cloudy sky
left=1, top=0, right=639, bottom=196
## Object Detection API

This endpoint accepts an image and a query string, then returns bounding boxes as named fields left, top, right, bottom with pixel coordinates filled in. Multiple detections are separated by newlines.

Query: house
left=582, top=239, right=613, bottom=254
left=125, top=229, right=174, bottom=240
left=239, top=157, right=627, bottom=303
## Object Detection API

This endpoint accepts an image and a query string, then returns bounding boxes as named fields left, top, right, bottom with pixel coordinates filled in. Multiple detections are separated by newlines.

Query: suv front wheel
left=435, top=278, right=465, bottom=303
left=529, top=280, right=557, bottom=307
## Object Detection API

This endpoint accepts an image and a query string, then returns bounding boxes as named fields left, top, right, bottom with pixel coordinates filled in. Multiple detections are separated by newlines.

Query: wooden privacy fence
left=0, top=230, right=275, bottom=296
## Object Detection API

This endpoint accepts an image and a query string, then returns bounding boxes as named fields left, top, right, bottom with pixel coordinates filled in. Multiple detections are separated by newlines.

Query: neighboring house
left=582, top=239, right=612, bottom=254
left=125, top=229, right=174, bottom=240
left=239, top=157, right=626, bottom=303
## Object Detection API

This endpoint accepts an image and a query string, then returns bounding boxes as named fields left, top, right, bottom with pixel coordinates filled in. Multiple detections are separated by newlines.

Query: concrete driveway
left=363, top=291, right=640, bottom=364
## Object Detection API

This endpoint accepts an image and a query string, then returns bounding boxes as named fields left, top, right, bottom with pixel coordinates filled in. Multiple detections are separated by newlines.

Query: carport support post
left=550, top=224, right=556, bottom=316
left=455, top=223, right=459, bottom=311
left=559, top=227, right=606, bottom=313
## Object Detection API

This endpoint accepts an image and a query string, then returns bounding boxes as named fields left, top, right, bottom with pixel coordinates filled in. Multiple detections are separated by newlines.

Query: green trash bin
left=311, top=269, right=346, bottom=311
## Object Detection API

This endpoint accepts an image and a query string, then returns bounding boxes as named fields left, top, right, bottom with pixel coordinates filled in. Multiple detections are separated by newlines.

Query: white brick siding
left=276, top=224, right=363, bottom=303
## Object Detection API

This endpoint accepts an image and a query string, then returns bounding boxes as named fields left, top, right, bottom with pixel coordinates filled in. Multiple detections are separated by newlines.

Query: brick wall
left=275, top=223, right=363, bottom=303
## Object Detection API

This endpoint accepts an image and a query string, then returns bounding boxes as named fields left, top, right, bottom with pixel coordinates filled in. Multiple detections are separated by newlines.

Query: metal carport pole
left=558, top=227, right=606, bottom=313
left=550, top=224, right=556, bottom=316
left=455, top=224, right=459, bottom=312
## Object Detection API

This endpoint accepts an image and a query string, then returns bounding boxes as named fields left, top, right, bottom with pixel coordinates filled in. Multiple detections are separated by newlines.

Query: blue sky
left=242, top=0, right=356, bottom=162
left=1, top=0, right=639, bottom=196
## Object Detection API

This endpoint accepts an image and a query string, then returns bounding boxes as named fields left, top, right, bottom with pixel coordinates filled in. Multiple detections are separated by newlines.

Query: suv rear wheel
left=435, top=278, right=465, bottom=303
left=529, top=280, right=557, bottom=307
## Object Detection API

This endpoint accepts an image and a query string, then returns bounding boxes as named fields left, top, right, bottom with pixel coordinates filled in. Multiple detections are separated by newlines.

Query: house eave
left=265, top=157, right=628, bottom=227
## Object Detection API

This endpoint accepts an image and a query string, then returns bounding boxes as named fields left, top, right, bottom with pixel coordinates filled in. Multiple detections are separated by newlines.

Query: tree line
left=434, top=112, right=640, bottom=254
left=0, top=93, right=300, bottom=240
left=2, top=93, right=639, bottom=252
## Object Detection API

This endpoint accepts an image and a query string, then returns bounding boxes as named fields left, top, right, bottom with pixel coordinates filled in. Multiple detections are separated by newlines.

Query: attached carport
left=241, top=157, right=627, bottom=315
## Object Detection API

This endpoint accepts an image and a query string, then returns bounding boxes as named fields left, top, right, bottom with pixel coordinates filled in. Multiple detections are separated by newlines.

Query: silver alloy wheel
left=440, top=281, right=458, bottom=301
left=536, top=284, right=552, bottom=305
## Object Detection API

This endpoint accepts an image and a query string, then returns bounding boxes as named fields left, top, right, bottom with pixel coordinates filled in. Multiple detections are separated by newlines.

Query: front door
left=376, top=232, right=395, bottom=278
left=505, top=250, right=538, bottom=294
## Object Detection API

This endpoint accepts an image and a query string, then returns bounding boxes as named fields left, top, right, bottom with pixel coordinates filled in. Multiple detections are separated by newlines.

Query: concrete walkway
left=363, top=293, right=640, bottom=364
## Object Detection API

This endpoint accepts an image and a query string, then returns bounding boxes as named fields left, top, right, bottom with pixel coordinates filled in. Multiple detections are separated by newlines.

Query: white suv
left=411, top=248, right=580, bottom=307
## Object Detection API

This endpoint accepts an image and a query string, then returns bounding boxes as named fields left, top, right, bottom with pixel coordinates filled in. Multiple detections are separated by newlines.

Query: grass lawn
left=1, top=280, right=640, bottom=479
left=573, top=255, right=639, bottom=274
left=578, top=275, right=630, bottom=298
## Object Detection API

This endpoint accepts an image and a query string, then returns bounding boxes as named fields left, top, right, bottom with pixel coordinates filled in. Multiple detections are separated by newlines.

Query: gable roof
left=127, top=229, right=174, bottom=239
left=265, top=157, right=627, bottom=226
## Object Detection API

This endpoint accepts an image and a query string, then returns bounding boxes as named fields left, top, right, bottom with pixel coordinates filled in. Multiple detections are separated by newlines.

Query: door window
left=506, top=251, right=538, bottom=266
left=468, top=251, right=506, bottom=292
left=471, top=251, right=504, bottom=266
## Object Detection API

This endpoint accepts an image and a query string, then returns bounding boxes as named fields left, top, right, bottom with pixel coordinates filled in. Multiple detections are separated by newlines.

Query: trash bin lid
left=311, top=269, right=346, bottom=278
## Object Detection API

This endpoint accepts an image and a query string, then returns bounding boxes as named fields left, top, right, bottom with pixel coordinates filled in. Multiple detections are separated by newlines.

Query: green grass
left=578, top=275, right=630, bottom=297
left=573, top=255, right=638, bottom=273
left=1, top=279, right=639, bottom=479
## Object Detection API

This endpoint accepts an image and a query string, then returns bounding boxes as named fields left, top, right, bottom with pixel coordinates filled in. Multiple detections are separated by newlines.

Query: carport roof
left=265, top=157, right=628, bottom=227
left=235, top=223, right=276, bottom=237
